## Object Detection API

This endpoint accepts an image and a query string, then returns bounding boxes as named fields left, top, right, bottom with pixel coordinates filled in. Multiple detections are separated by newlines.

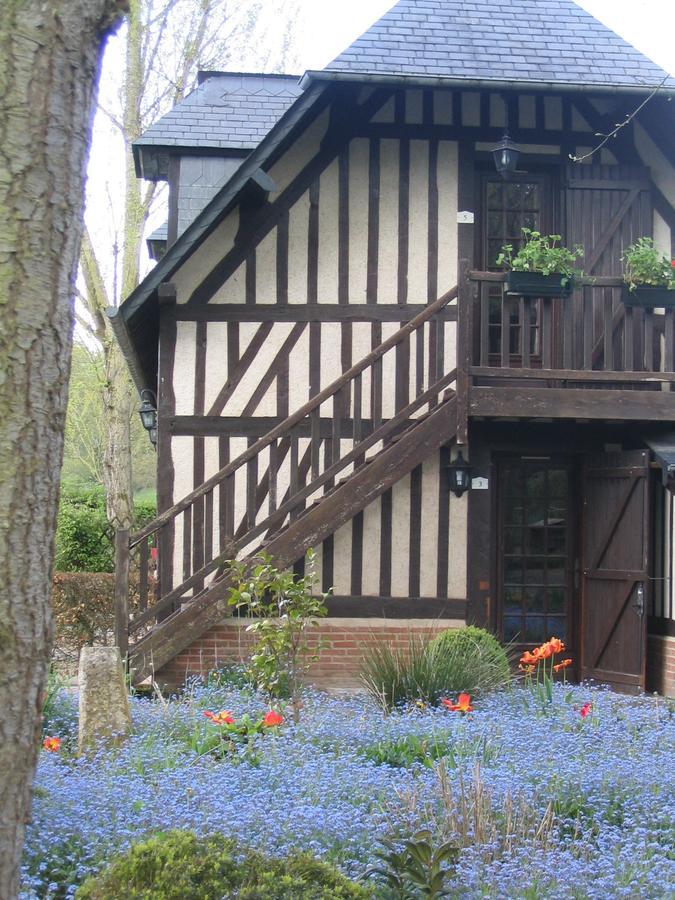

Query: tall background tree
left=75, top=0, right=301, bottom=529
left=0, top=2, right=127, bottom=894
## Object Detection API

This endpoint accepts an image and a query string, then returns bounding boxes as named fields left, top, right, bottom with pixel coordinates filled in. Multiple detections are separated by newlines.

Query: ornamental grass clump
left=359, top=626, right=510, bottom=713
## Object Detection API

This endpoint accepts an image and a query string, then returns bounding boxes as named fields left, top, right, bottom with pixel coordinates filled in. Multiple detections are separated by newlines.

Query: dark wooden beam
left=171, top=303, right=457, bottom=322
left=325, top=595, right=466, bottom=618
left=470, top=386, right=675, bottom=421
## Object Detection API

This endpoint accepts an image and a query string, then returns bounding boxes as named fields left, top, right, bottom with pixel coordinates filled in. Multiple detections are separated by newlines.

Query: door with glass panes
left=480, top=173, right=554, bottom=363
left=497, top=458, right=577, bottom=668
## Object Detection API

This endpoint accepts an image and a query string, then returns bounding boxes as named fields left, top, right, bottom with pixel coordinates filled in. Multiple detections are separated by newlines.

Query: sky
left=85, top=0, right=675, bottom=316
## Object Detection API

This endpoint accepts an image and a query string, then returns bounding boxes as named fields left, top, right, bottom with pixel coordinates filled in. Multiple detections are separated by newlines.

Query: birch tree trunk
left=0, top=2, right=125, bottom=896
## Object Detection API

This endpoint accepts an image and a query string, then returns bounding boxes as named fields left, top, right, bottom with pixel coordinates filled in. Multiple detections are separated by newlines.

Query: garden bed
left=24, top=678, right=675, bottom=898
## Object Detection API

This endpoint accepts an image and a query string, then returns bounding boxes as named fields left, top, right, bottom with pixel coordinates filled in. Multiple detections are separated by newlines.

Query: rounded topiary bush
left=75, top=830, right=369, bottom=900
left=429, top=625, right=511, bottom=694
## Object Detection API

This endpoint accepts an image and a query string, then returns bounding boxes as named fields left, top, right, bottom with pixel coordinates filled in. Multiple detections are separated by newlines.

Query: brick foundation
left=157, top=617, right=463, bottom=690
left=646, top=633, right=675, bottom=698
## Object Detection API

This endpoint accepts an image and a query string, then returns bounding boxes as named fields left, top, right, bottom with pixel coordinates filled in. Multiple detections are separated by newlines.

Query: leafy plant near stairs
left=226, top=550, right=330, bottom=722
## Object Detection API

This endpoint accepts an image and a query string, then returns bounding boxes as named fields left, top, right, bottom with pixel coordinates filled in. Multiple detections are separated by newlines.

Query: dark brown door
left=498, top=458, right=576, bottom=658
left=581, top=450, right=649, bottom=692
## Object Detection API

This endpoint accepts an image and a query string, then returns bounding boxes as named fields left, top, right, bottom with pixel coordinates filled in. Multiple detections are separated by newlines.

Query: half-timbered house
left=111, top=0, right=675, bottom=695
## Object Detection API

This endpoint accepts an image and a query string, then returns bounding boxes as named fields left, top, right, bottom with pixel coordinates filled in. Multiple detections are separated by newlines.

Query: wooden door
left=565, top=165, right=653, bottom=370
left=581, top=450, right=649, bottom=691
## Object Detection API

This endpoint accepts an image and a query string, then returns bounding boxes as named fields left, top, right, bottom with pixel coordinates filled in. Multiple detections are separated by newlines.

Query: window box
left=622, top=285, right=675, bottom=309
left=506, top=271, right=574, bottom=298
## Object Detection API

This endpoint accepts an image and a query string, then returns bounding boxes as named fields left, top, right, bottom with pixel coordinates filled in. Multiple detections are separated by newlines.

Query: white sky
left=86, top=0, right=675, bottom=310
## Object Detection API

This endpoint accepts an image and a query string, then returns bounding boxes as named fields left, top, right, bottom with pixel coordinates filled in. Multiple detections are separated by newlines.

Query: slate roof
left=325, top=0, right=674, bottom=90
left=134, top=72, right=302, bottom=178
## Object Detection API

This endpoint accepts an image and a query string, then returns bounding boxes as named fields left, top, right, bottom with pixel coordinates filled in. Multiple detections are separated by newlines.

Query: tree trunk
left=0, top=2, right=126, bottom=896
left=102, top=338, right=135, bottom=529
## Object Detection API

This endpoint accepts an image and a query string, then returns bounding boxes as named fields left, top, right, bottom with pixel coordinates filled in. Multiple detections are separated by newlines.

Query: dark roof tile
left=326, top=0, right=673, bottom=89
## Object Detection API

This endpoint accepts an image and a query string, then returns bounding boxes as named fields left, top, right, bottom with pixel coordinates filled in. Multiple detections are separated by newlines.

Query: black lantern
left=447, top=449, right=472, bottom=497
left=492, top=132, right=521, bottom=179
left=139, top=389, right=158, bottom=446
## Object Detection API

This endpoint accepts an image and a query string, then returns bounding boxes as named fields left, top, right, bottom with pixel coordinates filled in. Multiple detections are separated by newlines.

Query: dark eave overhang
left=133, top=142, right=249, bottom=182
left=111, top=80, right=329, bottom=394
left=300, top=69, right=675, bottom=97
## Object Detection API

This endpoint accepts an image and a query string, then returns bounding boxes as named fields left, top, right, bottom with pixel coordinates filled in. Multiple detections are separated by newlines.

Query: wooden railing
left=468, top=272, right=675, bottom=378
left=115, top=286, right=459, bottom=654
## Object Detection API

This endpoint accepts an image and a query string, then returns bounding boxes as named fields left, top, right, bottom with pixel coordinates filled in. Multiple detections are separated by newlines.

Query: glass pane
left=523, top=586, right=545, bottom=613
left=547, top=528, right=566, bottom=555
left=487, top=181, right=503, bottom=207
left=504, top=527, right=524, bottom=555
left=506, top=210, right=521, bottom=236
left=522, top=183, right=539, bottom=210
left=503, top=467, right=523, bottom=497
left=523, top=558, right=546, bottom=585
left=524, top=615, right=546, bottom=643
left=525, top=469, right=547, bottom=498
left=547, top=616, right=566, bottom=642
left=547, top=561, right=566, bottom=586
left=548, top=588, right=565, bottom=614
left=488, top=239, right=504, bottom=268
left=503, top=615, right=521, bottom=642
left=505, top=182, right=522, bottom=208
left=522, top=212, right=539, bottom=231
left=504, top=558, right=523, bottom=584
left=505, top=503, right=524, bottom=526
left=525, top=501, right=547, bottom=527
left=548, top=469, right=568, bottom=497
left=548, top=503, right=567, bottom=527
left=488, top=211, right=503, bottom=237
left=504, top=587, right=522, bottom=613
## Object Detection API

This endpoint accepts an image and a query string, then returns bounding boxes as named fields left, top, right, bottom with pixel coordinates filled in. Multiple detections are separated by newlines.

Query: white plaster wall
left=173, top=213, right=239, bottom=303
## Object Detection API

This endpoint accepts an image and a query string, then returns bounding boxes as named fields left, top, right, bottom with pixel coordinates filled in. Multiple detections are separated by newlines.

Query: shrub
left=51, top=572, right=142, bottom=653
left=56, top=488, right=114, bottom=573
left=74, top=830, right=369, bottom=899
left=360, top=627, right=510, bottom=712
left=429, top=625, right=511, bottom=690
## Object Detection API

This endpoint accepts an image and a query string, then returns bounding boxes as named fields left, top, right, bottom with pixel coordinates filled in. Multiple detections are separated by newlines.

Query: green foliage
left=429, top=626, right=511, bottom=689
left=226, top=550, right=330, bottom=720
left=361, top=734, right=451, bottom=769
left=56, top=487, right=113, bottom=572
left=55, top=487, right=156, bottom=573
left=364, top=830, right=458, bottom=898
left=75, top=830, right=369, bottom=899
left=496, top=229, right=583, bottom=282
left=622, top=237, right=675, bottom=290
left=360, top=628, right=510, bottom=713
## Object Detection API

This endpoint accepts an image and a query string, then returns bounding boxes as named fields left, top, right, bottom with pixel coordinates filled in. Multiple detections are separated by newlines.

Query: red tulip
left=262, top=710, right=283, bottom=727
left=580, top=702, right=592, bottom=719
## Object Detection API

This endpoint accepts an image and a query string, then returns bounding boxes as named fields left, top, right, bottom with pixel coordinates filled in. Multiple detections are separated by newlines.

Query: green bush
left=75, top=830, right=370, bottom=900
left=56, top=488, right=113, bottom=572
left=55, top=488, right=157, bottom=573
left=360, top=627, right=510, bottom=712
left=429, top=625, right=511, bottom=689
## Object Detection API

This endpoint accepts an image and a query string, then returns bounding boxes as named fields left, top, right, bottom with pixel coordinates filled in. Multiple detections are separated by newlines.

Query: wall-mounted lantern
left=446, top=449, right=472, bottom=497
left=139, top=389, right=158, bottom=447
left=492, top=132, right=522, bottom=179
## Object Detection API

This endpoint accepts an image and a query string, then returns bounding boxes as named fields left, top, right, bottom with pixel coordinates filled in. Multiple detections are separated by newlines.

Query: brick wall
left=157, top=617, right=463, bottom=690
left=646, top=633, right=675, bottom=697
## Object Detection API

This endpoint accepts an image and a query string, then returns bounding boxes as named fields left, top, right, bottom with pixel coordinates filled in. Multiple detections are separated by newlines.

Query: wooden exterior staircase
left=115, top=286, right=459, bottom=684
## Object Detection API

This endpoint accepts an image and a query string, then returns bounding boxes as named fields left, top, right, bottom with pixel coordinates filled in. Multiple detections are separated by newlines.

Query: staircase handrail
left=129, top=284, right=458, bottom=547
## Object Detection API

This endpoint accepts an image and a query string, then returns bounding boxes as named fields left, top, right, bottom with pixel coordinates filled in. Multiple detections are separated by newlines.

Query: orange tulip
left=43, top=736, right=61, bottom=753
left=553, top=658, right=573, bottom=672
left=519, top=664, right=536, bottom=675
left=548, top=637, right=565, bottom=654
left=262, top=710, right=283, bottom=727
left=519, top=650, right=539, bottom=666
left=441, top=693, right=474, bottom=713
left=203, top=710, right=235, bottom=725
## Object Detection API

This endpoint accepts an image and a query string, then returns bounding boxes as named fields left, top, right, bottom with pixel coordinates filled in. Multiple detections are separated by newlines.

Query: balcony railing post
left=114, top=528, right=130, bottom=659
left=457, top=258, right=471, bottom=446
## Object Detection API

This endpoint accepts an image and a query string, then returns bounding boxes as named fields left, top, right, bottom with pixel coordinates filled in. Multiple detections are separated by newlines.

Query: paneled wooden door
left=581, top=450, right=650, bottom=692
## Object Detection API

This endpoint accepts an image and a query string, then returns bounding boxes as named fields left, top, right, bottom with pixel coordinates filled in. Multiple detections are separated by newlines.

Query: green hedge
left=55, top=488, right=156, bottom=573
left=75, top=830, right=370, bottom=899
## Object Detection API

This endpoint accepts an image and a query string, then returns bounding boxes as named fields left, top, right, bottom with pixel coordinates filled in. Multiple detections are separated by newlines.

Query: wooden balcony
left=458, top=270, right=675, bottom=427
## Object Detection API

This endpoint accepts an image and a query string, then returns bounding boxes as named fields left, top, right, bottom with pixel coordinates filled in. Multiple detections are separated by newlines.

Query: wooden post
left=456, top=258, right=472, bottom=446
left=114, top=528, right=130, bottom=659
